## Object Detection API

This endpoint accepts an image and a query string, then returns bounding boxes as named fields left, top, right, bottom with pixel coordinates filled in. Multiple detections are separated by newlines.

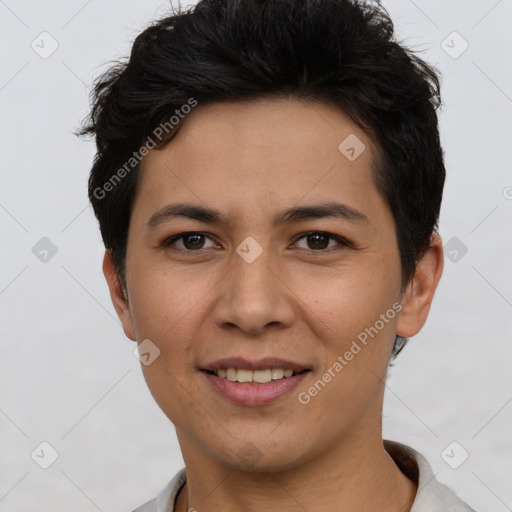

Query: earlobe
left=396, top=233, right=444, bottom=338
left=102, top=251, right=137, bottom=341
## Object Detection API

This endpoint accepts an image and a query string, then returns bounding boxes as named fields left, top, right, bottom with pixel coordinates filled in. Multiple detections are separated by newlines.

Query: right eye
left=161, top=232, right=219, bottom=253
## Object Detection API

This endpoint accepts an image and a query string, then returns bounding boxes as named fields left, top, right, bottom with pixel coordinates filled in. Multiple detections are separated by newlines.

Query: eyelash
left=161, top=231, right=352, bottom=255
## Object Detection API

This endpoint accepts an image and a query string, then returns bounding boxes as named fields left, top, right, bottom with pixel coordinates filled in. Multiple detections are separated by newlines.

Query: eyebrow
left=147, top=201, right=369, bottom=229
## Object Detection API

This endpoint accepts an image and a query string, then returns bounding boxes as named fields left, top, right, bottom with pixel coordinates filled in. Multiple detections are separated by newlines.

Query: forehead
left=148, top=97, right=375, bottom=166
left=134, top=97, right=383, bottom=225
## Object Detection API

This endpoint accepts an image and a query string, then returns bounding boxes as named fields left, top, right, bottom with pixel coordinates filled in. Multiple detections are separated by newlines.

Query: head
left=80, top=0, right=444, bottom=472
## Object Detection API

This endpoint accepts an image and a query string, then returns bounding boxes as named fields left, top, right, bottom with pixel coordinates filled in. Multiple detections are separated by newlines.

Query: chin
left=211, top=438, right=312, bottom=474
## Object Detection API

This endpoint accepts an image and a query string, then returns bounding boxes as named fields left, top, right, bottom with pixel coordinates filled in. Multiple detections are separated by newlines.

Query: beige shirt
left=133, top=440, right=476, bottom=511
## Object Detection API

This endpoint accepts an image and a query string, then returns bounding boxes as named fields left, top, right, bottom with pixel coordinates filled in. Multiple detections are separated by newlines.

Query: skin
left=103, top=97, right=444, bottom=512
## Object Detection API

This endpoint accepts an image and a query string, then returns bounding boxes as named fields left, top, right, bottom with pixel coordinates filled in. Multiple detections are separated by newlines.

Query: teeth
left=215, top=368, right=298, bottom=383
left=271, top=368, right=284, bottom=380
left=237, top=369, right=253, bottom=382
left=253, top=370, right=272, bottom=383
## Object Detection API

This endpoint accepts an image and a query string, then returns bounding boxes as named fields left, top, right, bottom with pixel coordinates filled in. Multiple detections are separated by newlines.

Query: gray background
left=0, top=0, right=511, bottom=510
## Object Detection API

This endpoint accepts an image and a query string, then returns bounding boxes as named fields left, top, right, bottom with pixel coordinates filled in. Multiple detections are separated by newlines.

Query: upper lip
left=201, top=357, right=310, bottom=373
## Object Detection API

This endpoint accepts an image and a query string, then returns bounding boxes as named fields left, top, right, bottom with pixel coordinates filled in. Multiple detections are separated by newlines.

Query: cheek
left=127, top=265, right=210, bottom=424
left=296, top=277, right=397, bottom=433
left=295, top=265, right=399, bottom=401
left=127, top=263, right=209, bottom=339
left=296, top=264, right=399, bottom=344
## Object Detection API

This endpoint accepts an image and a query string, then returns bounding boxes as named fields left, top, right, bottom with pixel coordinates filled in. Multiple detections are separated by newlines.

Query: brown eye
left=307, top=232, right=329, bottom=250
left=294, top=231, right=348, bottom=252
left=163, top=232, right=217, bottom=252
left=181, top=233, right=206, bottom=250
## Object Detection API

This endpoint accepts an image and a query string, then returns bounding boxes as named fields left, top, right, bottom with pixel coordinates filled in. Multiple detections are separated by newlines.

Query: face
left=105, top=97, right=443, bottom=472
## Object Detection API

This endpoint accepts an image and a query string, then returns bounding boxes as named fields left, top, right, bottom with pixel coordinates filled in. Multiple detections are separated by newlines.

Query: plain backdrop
left=0, top=0, right=511, bottom=511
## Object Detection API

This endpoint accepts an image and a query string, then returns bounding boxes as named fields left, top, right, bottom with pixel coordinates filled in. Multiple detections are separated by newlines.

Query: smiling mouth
left=203, top=368, right=310, bottom=384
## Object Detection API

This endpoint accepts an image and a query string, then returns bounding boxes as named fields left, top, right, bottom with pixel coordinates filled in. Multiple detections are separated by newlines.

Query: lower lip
left=202, top=371, right=310, bottom=406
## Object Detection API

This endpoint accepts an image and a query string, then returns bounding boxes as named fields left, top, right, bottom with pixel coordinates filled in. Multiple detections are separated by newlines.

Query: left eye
left=293, top=231, right=347, bottom=252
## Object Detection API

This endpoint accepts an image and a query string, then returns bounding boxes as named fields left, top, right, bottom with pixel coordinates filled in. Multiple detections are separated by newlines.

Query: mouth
left=202, top=368, right=310, bottom=384
left=200, top=357, right=311, bottom=405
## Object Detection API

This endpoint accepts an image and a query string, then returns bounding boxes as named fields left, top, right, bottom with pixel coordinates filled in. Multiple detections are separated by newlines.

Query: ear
left=396, top=233, right=444, bottom=338
left=102, top=250, right=136, bottom=341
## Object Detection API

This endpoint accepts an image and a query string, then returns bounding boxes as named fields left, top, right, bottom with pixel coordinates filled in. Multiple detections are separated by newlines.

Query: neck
left=174, top=433, right=417, bottom=512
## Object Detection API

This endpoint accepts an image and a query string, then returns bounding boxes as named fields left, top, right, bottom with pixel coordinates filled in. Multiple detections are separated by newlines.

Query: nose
left=213, top=245, right=296, bottom=336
